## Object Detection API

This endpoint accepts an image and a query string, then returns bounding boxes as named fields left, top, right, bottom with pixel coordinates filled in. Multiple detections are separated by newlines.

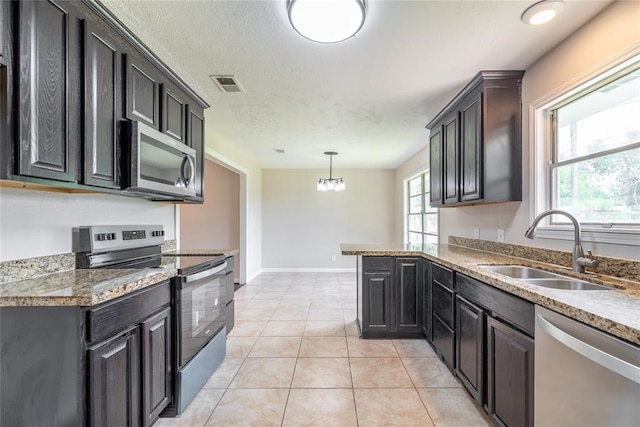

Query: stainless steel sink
left=480, top=265, right=558, bottom=279
left=479, top=265, right=613, bottom=291
left=524, top=279, right=612, bottom=291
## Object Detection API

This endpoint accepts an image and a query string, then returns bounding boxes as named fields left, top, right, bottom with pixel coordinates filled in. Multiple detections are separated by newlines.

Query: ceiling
left=101, top=0, right=613, bottom=169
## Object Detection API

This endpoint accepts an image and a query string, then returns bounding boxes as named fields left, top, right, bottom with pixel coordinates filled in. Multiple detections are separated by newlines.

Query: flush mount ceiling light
left=287, top=0, right=366, bottom=43
left=521, top=0, right=564, bottom=25
left=317, top=152, right=345, bottom=192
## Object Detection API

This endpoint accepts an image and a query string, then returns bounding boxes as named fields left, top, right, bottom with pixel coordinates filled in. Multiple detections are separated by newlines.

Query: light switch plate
left=474, top=229, right=480, bottom=239
left=497, top=229, right=505, bottom=242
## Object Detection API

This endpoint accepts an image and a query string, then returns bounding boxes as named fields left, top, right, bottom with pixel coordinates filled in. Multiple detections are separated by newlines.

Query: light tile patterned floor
left=156, top=272, right=492, bottom=427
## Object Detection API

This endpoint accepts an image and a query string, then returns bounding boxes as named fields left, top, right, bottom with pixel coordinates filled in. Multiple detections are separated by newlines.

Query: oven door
left=177, top=262, right=227, bottom=366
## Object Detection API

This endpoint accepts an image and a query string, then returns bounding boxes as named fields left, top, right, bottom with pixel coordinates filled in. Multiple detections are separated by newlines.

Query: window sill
left=533, top=226, right=640, bottom=246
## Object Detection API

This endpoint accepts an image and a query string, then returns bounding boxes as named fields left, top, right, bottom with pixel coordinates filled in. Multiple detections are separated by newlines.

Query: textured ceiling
left=102, top=0, right=613, bottom=169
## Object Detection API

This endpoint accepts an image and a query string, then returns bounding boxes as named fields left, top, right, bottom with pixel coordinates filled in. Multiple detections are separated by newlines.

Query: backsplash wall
left=0, top=187, right=176, bottom=262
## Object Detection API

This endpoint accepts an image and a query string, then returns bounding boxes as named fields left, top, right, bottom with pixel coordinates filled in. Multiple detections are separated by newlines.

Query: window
left=406, top=172, right=438, bottom=245
left=550, top=64, right=640, bottom=225
left=534, top=54, right=640, bottom=244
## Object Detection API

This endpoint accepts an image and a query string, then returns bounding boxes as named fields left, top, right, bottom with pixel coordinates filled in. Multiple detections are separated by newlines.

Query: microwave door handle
left=181, top=155, right=196, bottom=187
left=185, top=261, right=228, bottom=283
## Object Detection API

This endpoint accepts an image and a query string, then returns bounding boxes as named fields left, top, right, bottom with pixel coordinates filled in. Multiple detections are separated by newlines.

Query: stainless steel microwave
left=123, top=120, right=197, bottom=199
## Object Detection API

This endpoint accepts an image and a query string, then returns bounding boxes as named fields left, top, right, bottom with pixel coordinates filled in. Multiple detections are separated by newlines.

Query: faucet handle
left=587, top=250, right=595, bottom=260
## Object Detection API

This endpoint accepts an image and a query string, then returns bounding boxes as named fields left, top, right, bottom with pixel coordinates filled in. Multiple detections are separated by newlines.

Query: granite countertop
left=341, top=243, right=640, bottom=345
left=0, top=247, right=238, bottom=308
left=0, top=266, right=177, bottom=307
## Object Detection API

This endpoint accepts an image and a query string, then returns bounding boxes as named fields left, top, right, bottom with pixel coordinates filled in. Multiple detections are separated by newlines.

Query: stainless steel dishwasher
left=535, top=305, right=640, bottom=426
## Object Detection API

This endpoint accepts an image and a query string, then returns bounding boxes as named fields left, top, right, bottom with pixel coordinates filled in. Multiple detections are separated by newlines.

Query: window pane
left=409, top=176, right=422, bottom=196
left=408, top=232, right=423, bottom=245
left=556, top=70, right=640, bottom=162
left=424, top=213, right=438, bottom=233
left=424, top=234, right=438, bottom=244
left=408, top=214, right=422, bottom=232
left=409, top=195, right=422, bottom=213
left=553, top=147, right=640, bottom=223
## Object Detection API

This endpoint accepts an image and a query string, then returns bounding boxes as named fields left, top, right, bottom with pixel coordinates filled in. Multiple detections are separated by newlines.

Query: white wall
left=0, top=188, right=175, bottom=262
left=263, top=169, right=395, bottom=270
left=433, top=1, right=640, bottom=260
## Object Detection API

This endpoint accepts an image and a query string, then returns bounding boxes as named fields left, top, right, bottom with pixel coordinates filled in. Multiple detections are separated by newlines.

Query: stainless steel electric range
left=74, top=224, right=230, bottom=416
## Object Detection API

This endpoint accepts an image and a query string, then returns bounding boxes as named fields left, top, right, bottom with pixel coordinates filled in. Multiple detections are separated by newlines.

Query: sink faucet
left=524, top=209, right=599, bottom=273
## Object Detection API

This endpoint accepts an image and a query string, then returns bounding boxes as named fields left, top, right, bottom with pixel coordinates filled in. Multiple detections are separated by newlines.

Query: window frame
left=405, top=171, right=438, bottom=246
left=531, top=52, right=640, bottom=246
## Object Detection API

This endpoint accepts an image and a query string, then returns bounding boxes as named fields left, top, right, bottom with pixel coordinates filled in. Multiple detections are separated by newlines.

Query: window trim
left=404, top=171, right=438, bottom=245
left=530, top=48, right=640, bottom=247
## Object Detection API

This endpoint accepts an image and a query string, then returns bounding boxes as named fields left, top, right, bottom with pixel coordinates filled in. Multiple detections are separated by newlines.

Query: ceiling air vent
left=210, top=75, right=245, bottom=93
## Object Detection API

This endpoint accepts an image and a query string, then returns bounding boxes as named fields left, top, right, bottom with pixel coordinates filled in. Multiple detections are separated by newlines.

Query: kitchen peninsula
left=343, top=238, right=640, bottom=426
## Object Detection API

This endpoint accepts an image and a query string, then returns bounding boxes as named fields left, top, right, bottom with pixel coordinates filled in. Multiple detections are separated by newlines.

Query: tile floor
left=156, top=272, right=492, bottom=427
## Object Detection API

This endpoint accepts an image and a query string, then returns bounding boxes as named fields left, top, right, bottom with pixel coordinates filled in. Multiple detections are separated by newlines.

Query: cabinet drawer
left=432, top=263, right=453, bottom=289
left=87, top=281, right=171, bottom=343
left=432, top=281, right=454, bottom=328
left=432, top=316, right=455, bottom=369
left=362, top=256, right=392, bottom=272
left=456, top=274, right=534, bottom=336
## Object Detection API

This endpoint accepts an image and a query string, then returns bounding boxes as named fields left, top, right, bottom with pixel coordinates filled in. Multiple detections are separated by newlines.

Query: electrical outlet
left=474, top=229, right=480, bottom=239
left=331, top=255, right=336, bottom=262
left=497, top=229, right=505, bottom=242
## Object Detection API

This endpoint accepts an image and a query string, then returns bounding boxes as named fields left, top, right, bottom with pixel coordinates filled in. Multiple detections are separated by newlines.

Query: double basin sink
left=480, top=265, right=612, bottom=291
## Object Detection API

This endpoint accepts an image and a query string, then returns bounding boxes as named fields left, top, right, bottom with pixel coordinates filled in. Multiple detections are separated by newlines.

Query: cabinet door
left=443, top=113, right=459, bottom=204
left=362, top=273, right=392, bottom=336
left=17, top=0, right=79, bottom=182
left=429, top=126, right=443, bottom=207
left=460, top=92, right=483, bottom=202
left=187, top=108, right=205, bottom=200
left=162, top=86, right=186, bottom=142
left=141, top=307, right=172, bottom=426
left=126, top=55, right=160, bottom=128
left=89, top=327, right=141, bottom=427
left=421, top=259, right=432, bottom=339
left=395, top=258, right=421, bottom=332
left=83, top=20, right=121, bottom=189
left=456, top=295, right=484, bottom=404
left=487, top=316, right=534, bottom=427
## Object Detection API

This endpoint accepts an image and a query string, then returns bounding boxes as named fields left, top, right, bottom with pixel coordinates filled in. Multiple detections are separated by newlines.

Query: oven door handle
left=185, top=261, right=228, bottom=283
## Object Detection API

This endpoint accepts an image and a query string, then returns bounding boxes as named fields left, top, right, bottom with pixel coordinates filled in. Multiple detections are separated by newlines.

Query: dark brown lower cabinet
left=487, top=316, right=534, bottom=427
left=360, top=256, right=424, bottom=338
left=142, top=307, right=172, bottom=425
left=421, top=259, right=432, bottom=339
left=456, top=295, right=484, bottom=403
left=89, top=327, right=141, bottom=427
left=361, top=272, right=392, bottom=336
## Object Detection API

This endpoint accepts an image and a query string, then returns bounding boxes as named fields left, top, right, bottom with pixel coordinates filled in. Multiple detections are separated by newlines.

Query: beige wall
left=434, top=1, right=640, bottom=260
left=263, top=169, right=396, bottom=270
left=180, top=159, right=240, bottom=274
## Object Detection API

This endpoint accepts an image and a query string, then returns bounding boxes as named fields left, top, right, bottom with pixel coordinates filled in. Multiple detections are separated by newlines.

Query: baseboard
left=260, top=268, right=357, bottom=273
left=246, top=269, right=263, bottom=283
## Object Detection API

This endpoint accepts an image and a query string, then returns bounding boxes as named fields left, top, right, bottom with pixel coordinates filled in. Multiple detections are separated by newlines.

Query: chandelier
left=317, top=152, right=345, bottom=192
left=287, top=0, right=367, bottom=44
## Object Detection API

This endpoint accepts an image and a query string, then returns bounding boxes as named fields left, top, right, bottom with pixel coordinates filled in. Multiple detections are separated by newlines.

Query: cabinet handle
left=536, top=314, right=640, bottom=384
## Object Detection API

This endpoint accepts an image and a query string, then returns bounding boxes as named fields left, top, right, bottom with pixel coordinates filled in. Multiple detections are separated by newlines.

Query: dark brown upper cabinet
left=126, top=54, right=161, bottom=129
left=83, top=19, right=122, bottom=189
left=16, top=0, right=81, bottom=183
left=187, top=107, right=205, bottom=201
left=427, top=71, right=524, bottom=207
left=162, top=85, right=187, bottom=143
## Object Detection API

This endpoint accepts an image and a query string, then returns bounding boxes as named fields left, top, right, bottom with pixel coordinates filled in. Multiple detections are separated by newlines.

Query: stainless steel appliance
left=122, top=120, right=197, bottom=199
left=535, top=305, right=640, bottom=426
left=74, top=225, right=229, bottom=417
